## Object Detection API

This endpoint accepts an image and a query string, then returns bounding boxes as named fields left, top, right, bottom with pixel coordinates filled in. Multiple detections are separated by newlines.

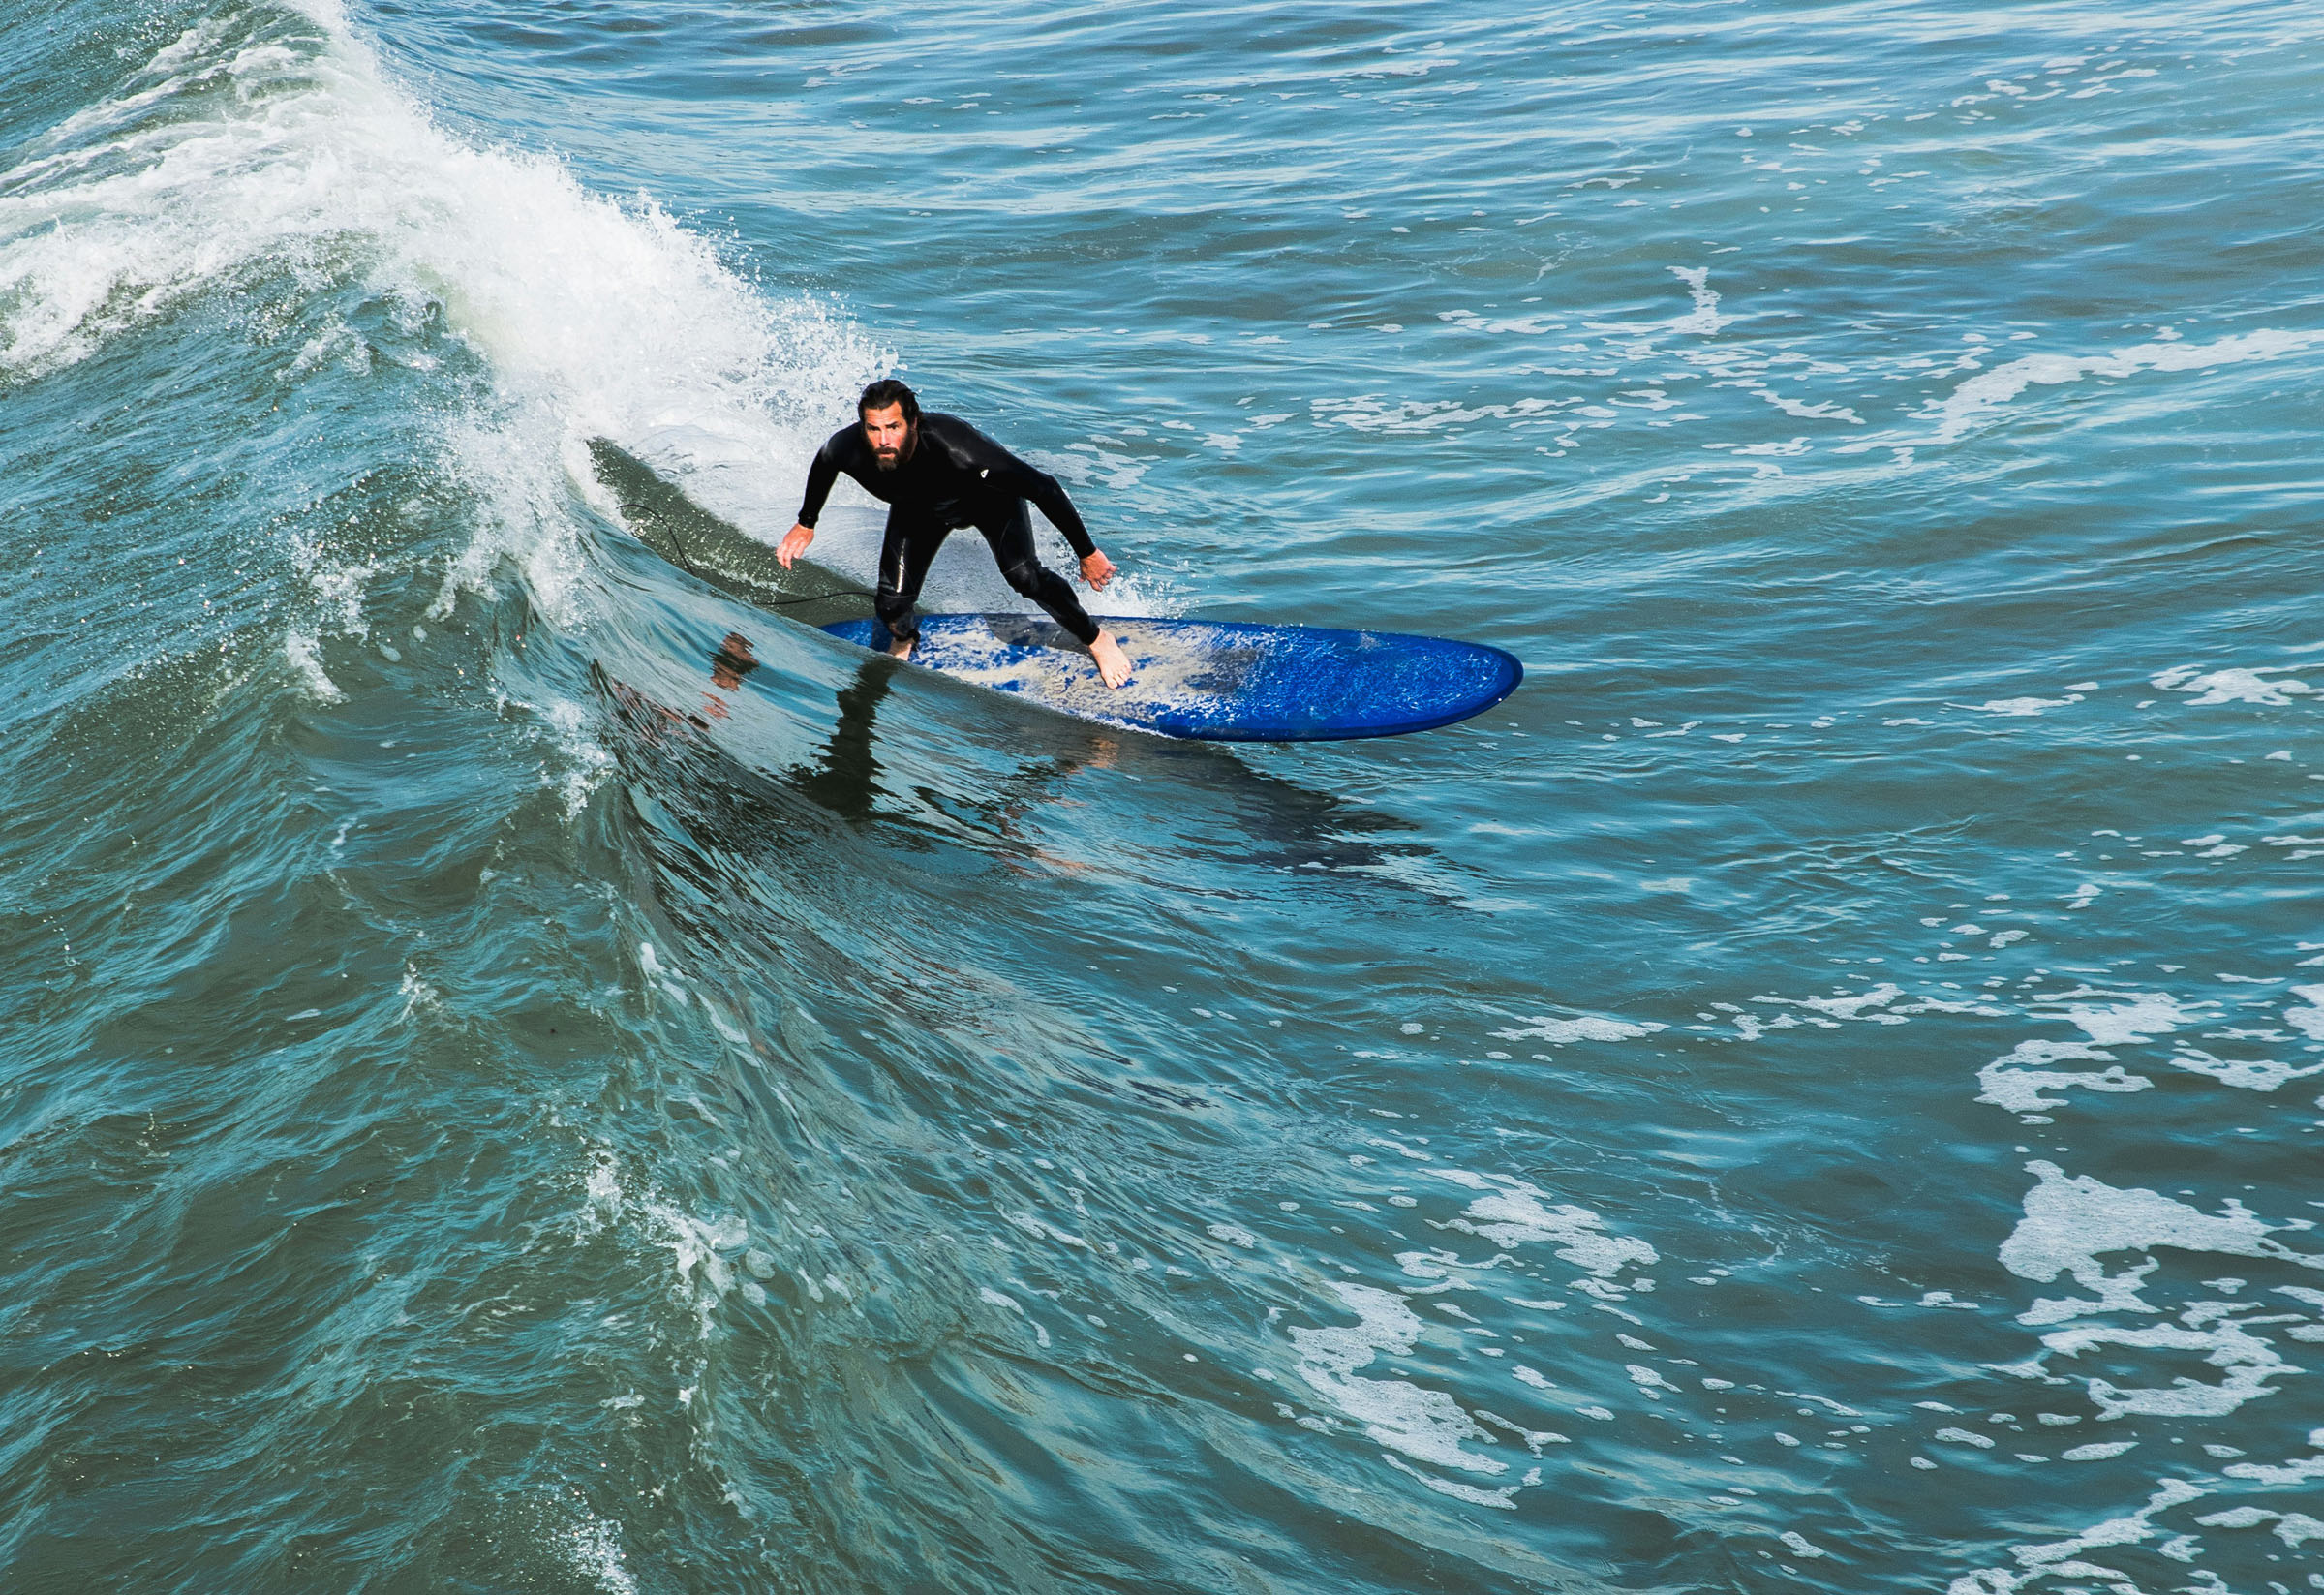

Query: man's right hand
left=777, top=522, right=814, bottom=568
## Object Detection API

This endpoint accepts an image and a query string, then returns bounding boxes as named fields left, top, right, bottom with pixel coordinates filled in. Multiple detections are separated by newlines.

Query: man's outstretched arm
left=970, top=436, right=1113, bottom=587
left=779, top=436, right=843, bottom=567
left=1010, top=463, right=1096, bottom=561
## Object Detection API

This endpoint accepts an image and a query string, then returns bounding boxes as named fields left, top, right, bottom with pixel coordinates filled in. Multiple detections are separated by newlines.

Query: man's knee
left=996, top=557, right=1052, bottom=598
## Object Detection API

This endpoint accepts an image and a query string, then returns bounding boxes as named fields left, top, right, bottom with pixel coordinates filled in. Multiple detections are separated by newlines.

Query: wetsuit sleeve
left=794, top=431, right=846, bottom=529
left=943, top=418, right=1096, bottom=559
left=1010, top=458, right=1096, bottom=561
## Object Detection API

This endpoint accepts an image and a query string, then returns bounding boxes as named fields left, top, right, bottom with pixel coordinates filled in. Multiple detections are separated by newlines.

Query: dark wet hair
left=858, top=378, right=919, bottom=421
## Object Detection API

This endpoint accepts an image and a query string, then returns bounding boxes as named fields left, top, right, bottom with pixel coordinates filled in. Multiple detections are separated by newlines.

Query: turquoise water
left=5, top=0, right=2323, bottom=1588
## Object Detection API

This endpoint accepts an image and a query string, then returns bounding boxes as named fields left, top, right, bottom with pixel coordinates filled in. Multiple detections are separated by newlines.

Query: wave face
left=4, top=0, right=2323, bottom=1590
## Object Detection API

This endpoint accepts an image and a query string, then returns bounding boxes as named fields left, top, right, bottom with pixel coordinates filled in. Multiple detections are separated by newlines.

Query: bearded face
left=862, top=403, right=914, bottom=471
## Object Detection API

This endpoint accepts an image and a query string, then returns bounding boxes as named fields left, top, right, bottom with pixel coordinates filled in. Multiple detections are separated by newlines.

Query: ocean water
left=4, top=0, right=2323, bottom=1587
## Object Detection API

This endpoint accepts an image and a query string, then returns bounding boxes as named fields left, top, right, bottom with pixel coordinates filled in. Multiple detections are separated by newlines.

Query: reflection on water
left=601, top=616, right=1444, bottom=897
left=11, top=0, right=2324, bottom=1586
left=696, top=630, right=759, bottom=722
left=788, top=656, right=894, bottom=823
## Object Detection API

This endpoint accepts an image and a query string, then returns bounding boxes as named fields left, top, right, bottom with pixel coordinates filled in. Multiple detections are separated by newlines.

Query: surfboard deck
left=819, top=614, right=1521, bottom=742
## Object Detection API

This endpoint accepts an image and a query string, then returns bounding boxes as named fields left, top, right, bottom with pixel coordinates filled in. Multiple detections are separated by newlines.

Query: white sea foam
left=1968, top=696, right=2077, bottom=717
left=1998, top=1163, right=2321, bottom=1422
left=1954, top=1142, right=2324, bottom=1591
left=2284, top=985, right=2324, bottom=1039
left=0, top=0, right=882, bottom=679
left=1758, top=389, right=1860, bottom=424
left=580, top=1149, right=623, bottom=1234
left=1625, top=1364, right=1680, bottom=1397
left=2197, top=1503, right=2324, bottom=1549
left=395, top=965, right=440, bottom=1020
left=2042, top=1313, right=2301, bottom=1420
left=576, top=1141, right=754, bottom=1343
left=2034, top=988, right=2210, bottom=1047
left=1925, top=328, right=2324, bottom=445
left=282, top=629, right=344, bottom=702
left=1935, top=1426, right=1996, bottom=1449
left=518, top=694, right=614, bottom=816
left=645, top=1204, right=749, bottom=1299
left=1946, top=1479, right=2207, bottom=1595
left=1667, top=267, right=1731, bottom=336
left=1431, top=1169, right=1658, bottom=1276
left=1801, top=982, right=1902, bottom=1020
left=1489, top=1013, right=1665, bottom=1045
left=2150, top=665, right=2317, bottom=707
left=2001, top=1161, right=2322, bottom=1322
left=2167, top=1048, right=2324, bottom=1093
left=1289, top=1282, right=1510, bottom=1489
left=1975, top=1040, right=2149, bottom=1115
left=2221, top=1428, right=2324, bottom=1487
left=559, top=1504, right=640, bottom=1595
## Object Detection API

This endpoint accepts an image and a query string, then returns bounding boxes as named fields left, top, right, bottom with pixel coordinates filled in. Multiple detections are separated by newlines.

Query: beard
left=871, top=422, right=915, bottom=472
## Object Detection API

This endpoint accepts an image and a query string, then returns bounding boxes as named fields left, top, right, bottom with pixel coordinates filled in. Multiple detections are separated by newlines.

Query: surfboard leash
left=757, top=588, right=880, bottom=608
left=618, top=500, right=876, bottom=609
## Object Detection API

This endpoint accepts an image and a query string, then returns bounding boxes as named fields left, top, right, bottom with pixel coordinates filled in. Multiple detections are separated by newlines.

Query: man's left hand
left=1080, top=549, right=1116, bottom=590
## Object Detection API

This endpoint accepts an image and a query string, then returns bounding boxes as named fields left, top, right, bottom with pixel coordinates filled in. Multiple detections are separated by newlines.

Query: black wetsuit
left=794, top=413, right=1101, bottom=647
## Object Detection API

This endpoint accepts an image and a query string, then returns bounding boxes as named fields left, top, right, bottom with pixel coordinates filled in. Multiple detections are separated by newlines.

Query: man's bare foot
left=1090, top=629, right=1133, bottom=689
left=887, top=637, right=915, bottom=662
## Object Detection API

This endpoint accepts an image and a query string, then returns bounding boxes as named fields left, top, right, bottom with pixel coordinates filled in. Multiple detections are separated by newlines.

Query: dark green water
left=4, top=0, right=2323, bottom=1588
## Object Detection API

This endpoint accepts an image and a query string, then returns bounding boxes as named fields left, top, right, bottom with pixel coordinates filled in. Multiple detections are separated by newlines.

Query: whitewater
left=3, top=0, right=2322, bottom=1589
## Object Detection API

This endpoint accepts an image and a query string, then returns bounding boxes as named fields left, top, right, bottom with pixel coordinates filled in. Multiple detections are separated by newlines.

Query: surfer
left=778, top=379, right=1135, bottom=689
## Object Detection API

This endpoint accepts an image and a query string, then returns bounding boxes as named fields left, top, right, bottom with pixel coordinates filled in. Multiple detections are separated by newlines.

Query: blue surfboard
left=819, top=614, right=1521, bottom=742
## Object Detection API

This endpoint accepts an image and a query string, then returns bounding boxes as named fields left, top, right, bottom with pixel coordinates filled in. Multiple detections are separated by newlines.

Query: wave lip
left=2, top=0, right=880, bottom=637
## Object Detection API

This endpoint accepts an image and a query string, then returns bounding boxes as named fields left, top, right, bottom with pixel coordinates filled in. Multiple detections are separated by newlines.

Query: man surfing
left=778, top=380, right=1136, bottom=688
